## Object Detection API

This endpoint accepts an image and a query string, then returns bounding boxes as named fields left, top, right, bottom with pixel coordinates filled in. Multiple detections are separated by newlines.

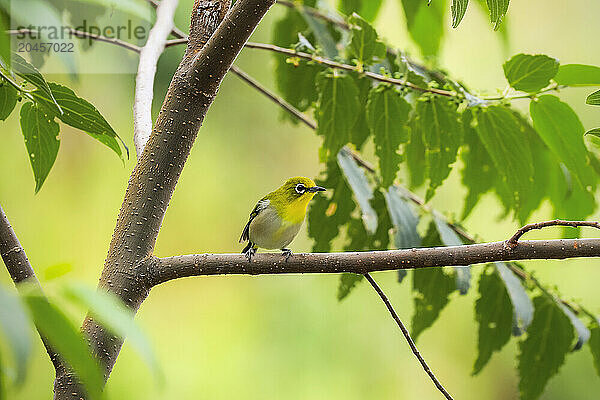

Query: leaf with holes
left=348, top=13, right=386, bottom=67
left=20, top=102, right=60, bottom=193
left=503, top=54, right=559, bottom=93
left=472, top=265, right=513, bottom=375
left=315, top=72, right=360, bottom=161
left=415, top=95, right=462, bottom=201
left=518, top=294, right=574, bottom=400
left=31, top=82, right=127, bottom=160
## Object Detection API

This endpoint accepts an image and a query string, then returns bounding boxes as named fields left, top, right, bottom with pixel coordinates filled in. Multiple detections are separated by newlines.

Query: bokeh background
left=1, top=0, right=600, bottom=398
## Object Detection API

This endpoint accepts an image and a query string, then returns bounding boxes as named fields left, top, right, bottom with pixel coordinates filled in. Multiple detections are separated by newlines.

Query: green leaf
left=349, top=75, right=372, bottom=149
left=0, top=82, right=16, bottom=121
left=502, top=54, right=559, bottom=93
left=0, top=286, right=31, bottom=385
left=62, top=284, right=162, bottom=383
left=384, top=186, right=420, bottom=249
left=554, top=64, right=600, bottom=86
left=42, top=263, right=73, bottom=281
left=496, top=263, right=533, bottom=335
left=308, top=161, right=355, bottom=252
left=0, top=10, right=10, bottom=69
left=339, top=0, right=383, bottom=22
left=315, top=72, right=360, bottom=160
left=586, top=89, right=600, bottom=106
left=348, top=14, right=386, bottom=67
left=345, top=189, right=392, bottom=252
left=590, top=322, right=600, bottom=377
left=474, top=105, right=534, bottom=211
left=586, top=128, right=600, bottom=137
left=366, top=85, right=411, bottom=187
left=20, top=102, right=60, bottom=193
left=485, top=0, right=509, bottom=30
left=400, top=0, right=446, bottom=57
left=273, top=8, right=320, bottom=115
left=337, top=273, right=364, bottom=301
left=451, top=0, right=469, bottom=28
left=412, top=267, right=455, bottom=341
left=301, top=12, right=338, bottom=58
left=530, top=95, right=596, bottom=190
left=415, top=95, right=462, bottom=201
left=518, top=294, right=574, bottom=400
left=23, top=293, right=103, bottom=400
left=433, top=215, right=470, bottom=295
left=11, top=53, right=61, bottom=114
left=461, top=109, right=495, bottom=219
left=557, top=303, right=590, bottom=351
left=31, top=83, right=126, bottom=160
left=472, top=266, right=513, bottom=375
left=406, top=116, right=426, bottom=188
left=337, top=148, right=377, bottom=234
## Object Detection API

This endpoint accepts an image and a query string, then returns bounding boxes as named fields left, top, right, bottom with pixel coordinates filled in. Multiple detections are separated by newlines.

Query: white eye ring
left=295, top=184, right=306, bottom=194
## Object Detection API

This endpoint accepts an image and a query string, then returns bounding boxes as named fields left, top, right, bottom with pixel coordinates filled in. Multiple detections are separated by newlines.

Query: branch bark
left=133, top=0, right=179, bottom=157
left=147, top=238, right=600, bottom=286
left=0, top=204, right=62, bottom=373
left=53, top=0, right=275, bottom=398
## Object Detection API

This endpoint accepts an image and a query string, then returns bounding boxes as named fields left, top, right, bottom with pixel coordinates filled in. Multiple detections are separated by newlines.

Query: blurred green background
left=1, top=0, right=600, bottom=398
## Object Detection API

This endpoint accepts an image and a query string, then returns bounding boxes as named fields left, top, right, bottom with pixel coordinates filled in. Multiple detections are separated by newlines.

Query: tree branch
left=363, top=273, right=453, bottom=400
left=0, top=204, right=63, bottom=373
left=147, top=238, right=600, bottom=286
left=54, top=0, right=276, bottom=398
left=134, top=0, right=179, bottom=158
left=508, top=219, right=600, bottom=246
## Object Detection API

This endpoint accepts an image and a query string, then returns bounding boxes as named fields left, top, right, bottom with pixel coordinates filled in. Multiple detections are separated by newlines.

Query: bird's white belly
left=248, top=206, right=302, bottom=250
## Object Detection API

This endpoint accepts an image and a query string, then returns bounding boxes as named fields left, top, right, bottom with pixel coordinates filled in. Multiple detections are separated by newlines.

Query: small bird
left=240, top=177, right=326, bottom=261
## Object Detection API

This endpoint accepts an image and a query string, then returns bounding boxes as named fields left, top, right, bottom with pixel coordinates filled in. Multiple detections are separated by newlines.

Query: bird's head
left=270, top=176, right=326, bottom=207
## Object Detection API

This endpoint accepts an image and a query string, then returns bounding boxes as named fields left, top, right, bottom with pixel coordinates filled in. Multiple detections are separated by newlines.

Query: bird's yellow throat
left=280, top=193, right=316, bottom=224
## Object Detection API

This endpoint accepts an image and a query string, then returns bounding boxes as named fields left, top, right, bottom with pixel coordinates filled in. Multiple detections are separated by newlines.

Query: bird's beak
left=308, top=186, right=326, bottom=193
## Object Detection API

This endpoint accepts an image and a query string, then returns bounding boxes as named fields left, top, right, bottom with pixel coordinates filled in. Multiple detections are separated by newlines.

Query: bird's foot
left=281, top=248, right=293, bottom=262
left=244, top=246, right=257, bottom=262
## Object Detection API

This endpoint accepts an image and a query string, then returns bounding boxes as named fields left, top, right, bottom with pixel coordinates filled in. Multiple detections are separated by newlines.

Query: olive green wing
left=239, top=199, right=270, bottom=243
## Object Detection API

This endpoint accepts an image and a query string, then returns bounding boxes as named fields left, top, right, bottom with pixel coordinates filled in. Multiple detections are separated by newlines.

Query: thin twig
left=363, top=273, right=454, bottom=400
left=230, top=65, right=316, bottom=129
left=134, top=0, right=179, bottom=158
left=7, top=28, right=142, bottom=53
left=508, top=219, right=600, bottom=246
left=164, top=39, right=458, bottom=97
left=276, top=0, right=349, bottom=30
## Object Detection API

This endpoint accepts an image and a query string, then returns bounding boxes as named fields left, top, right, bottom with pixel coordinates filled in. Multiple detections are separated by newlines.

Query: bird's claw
left=281, top=248, right=293, bottom=262
left=244, top=247, right=257, bottom=262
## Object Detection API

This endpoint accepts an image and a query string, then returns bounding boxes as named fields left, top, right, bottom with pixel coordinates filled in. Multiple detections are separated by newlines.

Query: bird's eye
left=295, top=184, right=306, bottom=194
